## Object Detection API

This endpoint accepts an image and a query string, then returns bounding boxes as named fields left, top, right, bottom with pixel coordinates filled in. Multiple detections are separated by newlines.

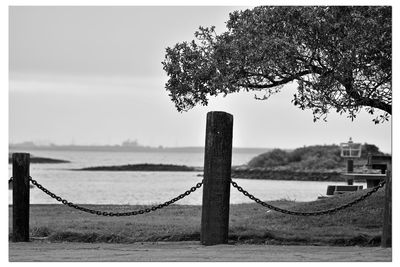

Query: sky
left=8, top=5, right=393, bottom=152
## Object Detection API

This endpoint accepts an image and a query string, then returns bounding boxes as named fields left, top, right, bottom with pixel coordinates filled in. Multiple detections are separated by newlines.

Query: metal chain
left=231, top=179, right=386, bottom=216
left=29, top=176, right=203, bottom=216
left=9, top=177, right=13, bottom=183
left=21, top=175, right=387, bottom=216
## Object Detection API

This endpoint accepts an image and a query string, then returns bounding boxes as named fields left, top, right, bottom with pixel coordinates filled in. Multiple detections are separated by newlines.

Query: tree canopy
left=162, top=6, right=391, bottom=123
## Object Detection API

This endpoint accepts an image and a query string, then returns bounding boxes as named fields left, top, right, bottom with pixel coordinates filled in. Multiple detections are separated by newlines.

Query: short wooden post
left=346, top=159, right=354, bottom=185
left=12, top=153, right=30, bottom=242
left=381, top=167, right=391, bottom=248
left=201, top=111, right=233, bottom=245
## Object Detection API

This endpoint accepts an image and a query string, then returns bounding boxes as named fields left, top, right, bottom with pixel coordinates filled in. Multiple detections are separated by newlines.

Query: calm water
left=9, top=150, right=366, bottom=205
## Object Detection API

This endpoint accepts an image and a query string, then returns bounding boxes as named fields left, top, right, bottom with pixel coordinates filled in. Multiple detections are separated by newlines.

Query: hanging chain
left=231, top=179, right=386, bottom=216
left=16, top=175, right=386, bottom=217
left=29, top=176, right=203, bottom=216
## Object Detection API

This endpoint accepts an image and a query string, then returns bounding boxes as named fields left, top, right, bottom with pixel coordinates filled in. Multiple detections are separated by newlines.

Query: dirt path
left=9, top=241, right=391, bottom=262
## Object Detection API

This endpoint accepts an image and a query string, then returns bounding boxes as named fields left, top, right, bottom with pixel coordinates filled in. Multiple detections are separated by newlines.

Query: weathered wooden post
left=201, top=111, right=233, bottom=245
left=12, top=153, right=30, bottom=242
left=381, top=165, right=391, bottom=248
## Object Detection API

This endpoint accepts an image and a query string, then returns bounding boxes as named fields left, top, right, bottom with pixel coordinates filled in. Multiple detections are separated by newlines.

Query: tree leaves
left=162, top=6, right=391, bottom=124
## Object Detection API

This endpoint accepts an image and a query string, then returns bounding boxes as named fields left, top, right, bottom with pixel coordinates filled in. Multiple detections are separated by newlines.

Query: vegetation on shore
left=232, top=143, right=388, bottom=181
left=247, top=143, right=385, bottom=171
left=10, top=188, right=386, bottom=246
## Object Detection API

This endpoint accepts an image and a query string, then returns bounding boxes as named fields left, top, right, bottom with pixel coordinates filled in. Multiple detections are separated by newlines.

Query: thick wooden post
left=201, top=111, right=233, bottom=245
left=381, top=167, right=391, bottom=248
left=12, top=153, right=30, bottom=242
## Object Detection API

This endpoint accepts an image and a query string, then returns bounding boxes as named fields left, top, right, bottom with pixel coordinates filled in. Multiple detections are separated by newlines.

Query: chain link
left=29, top=176, right=203, bottom=216
left=9, top=177, right=13, bottom=183
left=231, top=179, right=386, bottom=216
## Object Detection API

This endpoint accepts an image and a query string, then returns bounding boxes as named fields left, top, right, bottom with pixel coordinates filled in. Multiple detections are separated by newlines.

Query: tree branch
left=237, top=70, right=314, bottom=89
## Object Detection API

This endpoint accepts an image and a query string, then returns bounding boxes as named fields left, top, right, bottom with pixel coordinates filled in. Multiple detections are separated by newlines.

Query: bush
left=247, top=143, right=385, bottom=171
left=248, top=149, right=289, bottom=168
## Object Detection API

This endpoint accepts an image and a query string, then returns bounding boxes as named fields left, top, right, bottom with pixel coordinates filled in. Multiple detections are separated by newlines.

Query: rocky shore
left=231, top=168, right=343, bottom=182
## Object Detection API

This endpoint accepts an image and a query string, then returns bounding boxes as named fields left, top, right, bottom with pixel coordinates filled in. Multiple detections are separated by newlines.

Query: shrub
left=247, top=143, right=385, bottom=170
left=248, top=149, right=289, bottom=168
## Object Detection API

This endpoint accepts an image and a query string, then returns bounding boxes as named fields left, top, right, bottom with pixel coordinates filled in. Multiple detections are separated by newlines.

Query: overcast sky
left=9, top=6, right=392, bottom=152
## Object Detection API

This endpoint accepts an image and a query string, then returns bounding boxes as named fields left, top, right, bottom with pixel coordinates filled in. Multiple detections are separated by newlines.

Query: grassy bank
left=9, top=188, right=386, bottom=246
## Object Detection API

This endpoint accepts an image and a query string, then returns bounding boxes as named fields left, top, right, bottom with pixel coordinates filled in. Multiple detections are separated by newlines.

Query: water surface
left=9, top=150, right=365, bottom=205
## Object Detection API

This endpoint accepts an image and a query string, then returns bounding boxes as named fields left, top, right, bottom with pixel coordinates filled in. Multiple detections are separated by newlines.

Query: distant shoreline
left=75, top=163, right=344, bottom=182
left=9, top=144, right=271, bottom=154
left=78, top=163, right=200, bottom=172
left=8, top=156, right=70, bottom=164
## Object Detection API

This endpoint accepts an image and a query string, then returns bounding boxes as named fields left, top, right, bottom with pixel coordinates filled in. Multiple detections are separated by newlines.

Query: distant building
left=10, top=141, right=36, bottom=147
left=121, top=139, right=139, bottom=147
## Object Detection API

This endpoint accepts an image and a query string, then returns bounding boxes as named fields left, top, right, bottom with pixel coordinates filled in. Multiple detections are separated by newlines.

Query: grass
left=9, top=188, right=387, bottom=246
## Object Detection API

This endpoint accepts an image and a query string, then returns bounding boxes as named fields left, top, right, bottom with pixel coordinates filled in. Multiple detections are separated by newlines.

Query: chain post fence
left=8, top=111, right=392, bottom=247
left=10, top=153, right=391, bottom=246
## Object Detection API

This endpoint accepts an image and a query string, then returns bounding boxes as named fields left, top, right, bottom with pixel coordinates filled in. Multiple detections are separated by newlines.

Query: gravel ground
left=9, top=241, right=392, bottom=262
